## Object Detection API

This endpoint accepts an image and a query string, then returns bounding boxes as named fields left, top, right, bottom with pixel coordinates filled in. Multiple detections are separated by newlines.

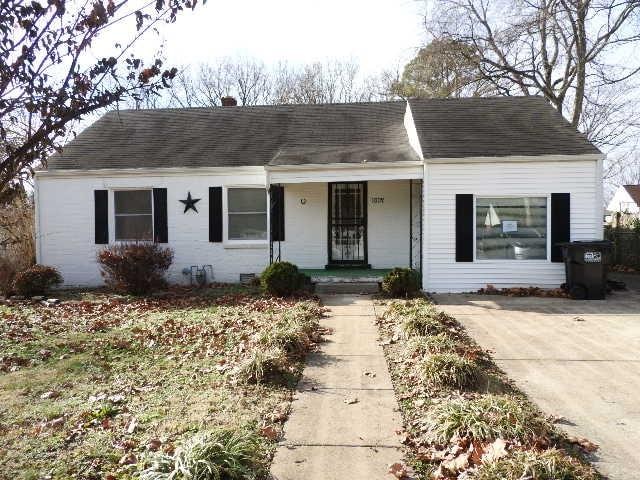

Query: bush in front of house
left=97, top=243, right=173, bottom=295
left=0, top=257, right=18, bottom=295
left=12, top=264, right=62, bottom=296
left=381, top=267, right=421, bottom=297
left=260, top=261, right=309, bottom=297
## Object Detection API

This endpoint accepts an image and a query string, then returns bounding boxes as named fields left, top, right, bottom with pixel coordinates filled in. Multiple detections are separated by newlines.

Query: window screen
left=228, top=188, right=267, bottom=240
left=475, top=197, right=547, bottom=260
left=114, top=190, right=153, bottom=241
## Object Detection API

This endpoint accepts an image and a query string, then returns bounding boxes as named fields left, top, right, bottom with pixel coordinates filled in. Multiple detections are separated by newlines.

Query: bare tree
left=270, top=60, right=379, bottom=104
left=163, top=58, right=385, bottom=107
left=427, top=0, right=640, bottom=130
left=1, top=0, right=201, bottom=204
left=164, top=58, right=270, bottom=107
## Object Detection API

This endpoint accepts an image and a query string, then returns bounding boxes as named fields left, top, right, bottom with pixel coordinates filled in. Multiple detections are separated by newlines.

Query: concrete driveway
left=433, top=278, right=640, bottom=480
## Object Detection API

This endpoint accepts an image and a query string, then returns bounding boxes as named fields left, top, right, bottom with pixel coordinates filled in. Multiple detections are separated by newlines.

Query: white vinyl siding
left=423, top=160, right=602, bottom=292
left=277, top=180, right=413, bottom=269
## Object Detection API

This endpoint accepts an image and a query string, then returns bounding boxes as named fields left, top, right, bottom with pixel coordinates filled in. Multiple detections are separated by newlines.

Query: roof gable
left=408, top=96, right=601, bottom=159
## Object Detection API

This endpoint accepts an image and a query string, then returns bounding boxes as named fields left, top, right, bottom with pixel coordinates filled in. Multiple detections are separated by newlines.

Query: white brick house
left=35, top=97, right=604, bottom=292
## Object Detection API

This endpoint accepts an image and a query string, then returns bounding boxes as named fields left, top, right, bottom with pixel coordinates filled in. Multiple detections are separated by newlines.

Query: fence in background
left=605, top=227, right=640, bottom=268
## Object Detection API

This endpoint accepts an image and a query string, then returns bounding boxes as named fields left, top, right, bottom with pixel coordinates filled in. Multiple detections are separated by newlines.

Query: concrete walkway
left=433, top=291, right=640, bottom=480
left=271, top=295, right=402, bottom=480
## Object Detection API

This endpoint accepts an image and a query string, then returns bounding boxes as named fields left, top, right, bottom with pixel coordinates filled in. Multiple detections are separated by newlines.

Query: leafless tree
left=427, top=0, right=640, bottom=131
left=1, top=0, right=201, bottom=204
left=268, top=60, right=375, bottom=104
left=164, top=58, right=270, bottom=107
left=426, top=0, right=640, bottom=193
left=163, top=58, right=386, bottom=107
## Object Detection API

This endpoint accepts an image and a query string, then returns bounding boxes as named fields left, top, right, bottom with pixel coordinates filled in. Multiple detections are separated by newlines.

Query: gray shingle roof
left=47, top=101, right=418, bottom=170
left=408, top=96, right=601, bottom=159
left=46, top=96, right=600, bottom=171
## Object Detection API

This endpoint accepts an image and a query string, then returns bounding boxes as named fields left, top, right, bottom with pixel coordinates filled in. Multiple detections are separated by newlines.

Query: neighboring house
left=34, top=97, right=604, bottom=292
left=606, top=185, right=640, bottom=225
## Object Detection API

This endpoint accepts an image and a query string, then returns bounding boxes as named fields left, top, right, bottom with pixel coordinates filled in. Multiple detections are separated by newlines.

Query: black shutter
left=270, top=185, right=285, bottom=242
left=551, top=193, right=570, bottom=262
left=209, top=187, right=223, bottom=242
left=153, top=188, right=168, bottom=243
left=94, top=190, right=109, bottom=244
left=456, top=194, right=474, bottom=262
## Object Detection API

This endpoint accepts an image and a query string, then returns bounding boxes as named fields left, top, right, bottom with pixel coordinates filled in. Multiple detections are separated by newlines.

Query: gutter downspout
left=34, top=173, right=42, bottom=264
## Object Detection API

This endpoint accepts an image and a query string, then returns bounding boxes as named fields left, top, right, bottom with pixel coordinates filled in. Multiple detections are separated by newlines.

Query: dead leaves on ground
left=388, top=461, right=410, bottom=478
left=376, top=299, right=599, bottom=480
left=478, top=284, right=569, bottom=298
left=1, top=289, right=324, bottom=478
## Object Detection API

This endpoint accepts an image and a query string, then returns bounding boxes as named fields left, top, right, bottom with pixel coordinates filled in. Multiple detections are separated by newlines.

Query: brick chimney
left=221, top=96, right=237, bottom=107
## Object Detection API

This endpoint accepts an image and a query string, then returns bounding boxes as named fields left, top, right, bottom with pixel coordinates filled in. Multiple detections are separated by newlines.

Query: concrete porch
left=300, top=268, right=391, bottom=294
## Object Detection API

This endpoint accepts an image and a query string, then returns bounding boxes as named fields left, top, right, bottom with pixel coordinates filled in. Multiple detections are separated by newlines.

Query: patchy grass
left=0, top=287, right=324, bottom=479
left=375, top=298, right=601, bottom=480
left=474, top=448, right=600, bottom=480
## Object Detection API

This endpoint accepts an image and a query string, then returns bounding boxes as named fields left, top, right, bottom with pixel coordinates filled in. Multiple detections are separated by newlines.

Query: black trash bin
left=559, top=240, right=612, bottom=300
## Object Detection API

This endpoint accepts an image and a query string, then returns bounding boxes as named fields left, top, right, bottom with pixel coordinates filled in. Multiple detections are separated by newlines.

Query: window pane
left=115, top=190, right=152, bottom=214
left=115, top=215, right=153, bottom=240
left=476, top=197, right=547, bottom=260
left=228, top=188, right=266, bottom=213
left=228, top=213, right=267, bottom=240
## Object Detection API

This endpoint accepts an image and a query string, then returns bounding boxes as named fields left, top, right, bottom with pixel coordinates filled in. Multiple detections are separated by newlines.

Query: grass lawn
left=375, top=298, right=601, bottom=480
left=0, top=286, right=324, bottom=480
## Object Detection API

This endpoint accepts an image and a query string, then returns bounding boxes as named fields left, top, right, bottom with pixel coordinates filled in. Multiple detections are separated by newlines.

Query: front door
left=328, top=182, right=367, bottom=266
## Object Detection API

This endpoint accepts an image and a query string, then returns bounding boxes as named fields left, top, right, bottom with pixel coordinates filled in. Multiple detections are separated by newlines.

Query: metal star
left=179, top=191, right=201, bottom=213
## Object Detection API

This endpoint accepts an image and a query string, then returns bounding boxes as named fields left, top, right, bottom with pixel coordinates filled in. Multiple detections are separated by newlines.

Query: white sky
left=92, top=0, right=426, bottom=76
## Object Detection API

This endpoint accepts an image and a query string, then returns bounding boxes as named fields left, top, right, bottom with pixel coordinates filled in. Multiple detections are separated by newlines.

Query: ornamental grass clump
left=421, top=353, right=480, bottom=389
left=407, top=333, right=461, bottom=357
left=428, top=394, right=553, bottom=444
left=139, top=428, right=266, bottom=480
left=385, top=299, right=457, bottom=339
left=235, top=347, right=288, bottom=384
left=473, top=448, right=601, bottom=480
left=257, top=311, right=320, bottom=356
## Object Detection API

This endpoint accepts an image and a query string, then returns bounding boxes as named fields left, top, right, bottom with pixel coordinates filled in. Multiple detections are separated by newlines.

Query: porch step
left=314, top=282, right=380, bottom=295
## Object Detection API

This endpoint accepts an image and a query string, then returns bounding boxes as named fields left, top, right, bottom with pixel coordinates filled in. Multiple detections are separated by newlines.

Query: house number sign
left=371, top=197, right=384, bottom=204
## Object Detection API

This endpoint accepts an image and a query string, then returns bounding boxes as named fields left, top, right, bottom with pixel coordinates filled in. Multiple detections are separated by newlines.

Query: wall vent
left=239, top=273, right=256, bottom=284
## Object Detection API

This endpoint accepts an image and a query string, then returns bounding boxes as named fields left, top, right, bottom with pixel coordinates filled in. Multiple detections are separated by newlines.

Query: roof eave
left=424, top=153, right=605, bottom=164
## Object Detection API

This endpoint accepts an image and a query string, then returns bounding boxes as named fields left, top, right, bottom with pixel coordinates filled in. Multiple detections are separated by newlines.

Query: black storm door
left=328, top=182, right=367, bottom=265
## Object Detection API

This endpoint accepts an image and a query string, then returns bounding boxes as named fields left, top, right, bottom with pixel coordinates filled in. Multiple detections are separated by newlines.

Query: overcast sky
left=91, top=0, right=426, bottom=76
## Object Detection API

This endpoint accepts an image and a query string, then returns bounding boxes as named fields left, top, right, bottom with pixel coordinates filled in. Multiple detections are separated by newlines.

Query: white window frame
left=473, top=194, right=551, bottom=262
left=223, top=185, right=269, bottom=248
left=112, top=188, right=154, bottom=243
